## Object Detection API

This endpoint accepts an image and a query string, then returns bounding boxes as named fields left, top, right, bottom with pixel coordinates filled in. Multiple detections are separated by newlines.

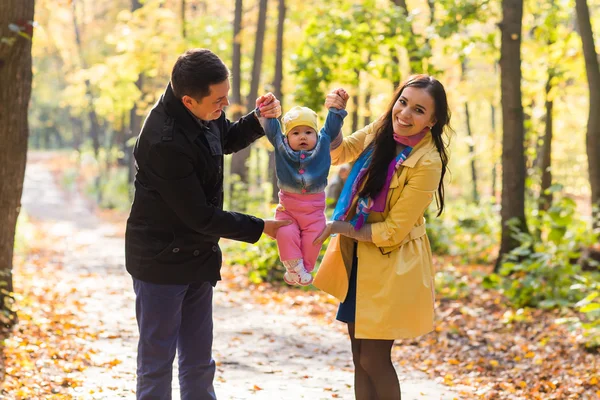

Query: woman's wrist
left=331, top=221, right=372, bottom=242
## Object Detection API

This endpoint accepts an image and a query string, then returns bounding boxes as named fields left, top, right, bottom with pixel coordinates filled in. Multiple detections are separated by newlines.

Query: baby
left=258, top=91, right=348, bottom=285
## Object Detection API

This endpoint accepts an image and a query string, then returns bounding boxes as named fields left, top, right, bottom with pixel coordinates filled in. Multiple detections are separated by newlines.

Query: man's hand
left=256, top=93, right=282, bottom=119
left=325, top=88, right=349, bottom=110
left=262, top=219, right=292, bottom=239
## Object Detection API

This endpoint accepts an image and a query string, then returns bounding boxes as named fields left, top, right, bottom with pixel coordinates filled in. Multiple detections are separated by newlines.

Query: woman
left=313, top=74, right=451, bottom=399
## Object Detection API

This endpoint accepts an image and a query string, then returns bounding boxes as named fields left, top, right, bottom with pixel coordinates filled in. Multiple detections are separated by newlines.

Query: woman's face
left=391, top=87, right=437, bottom=136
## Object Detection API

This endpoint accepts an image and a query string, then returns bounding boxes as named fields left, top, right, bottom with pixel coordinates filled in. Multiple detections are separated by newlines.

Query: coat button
left=211, top=197, right=218, bottom=204
left=300, top=154, right=306, bottom=159
left=299, top=169, right=305, bottom=174
left=211, top=245, right=218, bottom=252
left=172, top=247, right=180, bottom=253
left=193, top=250, right=200, bottom=256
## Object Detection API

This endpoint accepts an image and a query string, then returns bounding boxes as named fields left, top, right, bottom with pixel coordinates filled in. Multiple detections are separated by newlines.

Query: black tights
left=348, top=323, right=401, bottom=400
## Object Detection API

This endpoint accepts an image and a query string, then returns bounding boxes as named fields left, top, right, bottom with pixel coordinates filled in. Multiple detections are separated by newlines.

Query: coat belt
left=379, top=220, right=427, bottom=255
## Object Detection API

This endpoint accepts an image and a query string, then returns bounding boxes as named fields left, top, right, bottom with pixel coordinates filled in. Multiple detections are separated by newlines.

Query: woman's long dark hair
left=358, top=74, right=451, bottom=216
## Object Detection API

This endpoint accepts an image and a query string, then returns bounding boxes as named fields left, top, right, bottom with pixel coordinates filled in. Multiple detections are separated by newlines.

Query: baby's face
left=287, top=125, right=317, bottom=151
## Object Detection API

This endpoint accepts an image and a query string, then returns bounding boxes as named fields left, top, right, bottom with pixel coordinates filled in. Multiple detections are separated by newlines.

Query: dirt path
left=20, top=154, right=458, bottom=400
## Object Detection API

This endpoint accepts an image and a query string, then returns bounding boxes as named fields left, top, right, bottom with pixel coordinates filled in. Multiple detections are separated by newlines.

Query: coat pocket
left=152, top=236, right=178, bottom=260
left=153, top=239, right=219, bottom=265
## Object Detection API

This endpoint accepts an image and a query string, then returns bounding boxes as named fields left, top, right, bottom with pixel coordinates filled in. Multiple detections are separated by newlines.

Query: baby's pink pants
left=275, top=190, right=326, bottom=272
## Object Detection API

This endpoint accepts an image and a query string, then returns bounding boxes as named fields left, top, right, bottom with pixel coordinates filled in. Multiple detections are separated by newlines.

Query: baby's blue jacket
left=262, top=108, right=348, bottom=194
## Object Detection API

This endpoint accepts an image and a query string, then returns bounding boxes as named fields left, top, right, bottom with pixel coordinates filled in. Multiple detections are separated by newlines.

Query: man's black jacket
left=125, top=83, right=265, bottom=285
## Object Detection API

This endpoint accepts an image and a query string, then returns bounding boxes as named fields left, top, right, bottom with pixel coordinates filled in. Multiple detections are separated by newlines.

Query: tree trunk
left=272, top=0, right=285, bottom=104
left=228, top=0, right=244, bottom=208
left=491, top=103, right=498, bottom=203
left=72, top=0, right=103, bottom=204
left=269, top=0, right=286, bottom=204
left=461, top=59, right=479, bottom=203
left=231, top=0, right=268, bottom=184
left=364, top=88, right=372, bottom=126
left=0, top=0, right=35, bottom=325
left=51, top=128, right=64, bottom=149
left=181, top=0, right=187, bottom=38
left=128, top=75, right=144, bottom=186
left=392, top=0, right=422, bottom=73
left=72, top=0, right=101, bottom=160
left=268, top=152, right=278, bottom=203
left=496, top=0, right=528, bottom=271
left=71, top=116, right=83, bottom=151
left=230, top=0, right=243, bottom=121
left=127, top=0, right=144, bottom=188
left=539, top=72, right=554, bottom=211
left=575, top=0, right=600, bottom=229
left=465, top=103, right=479, bottom=203
left=427, top=0, right=435, bottom=23
left=246, top=0, right=268, bottom=113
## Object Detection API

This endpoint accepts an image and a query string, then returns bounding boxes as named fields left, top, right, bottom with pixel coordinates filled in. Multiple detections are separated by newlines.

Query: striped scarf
left=332, top=131, right=427, bottom=230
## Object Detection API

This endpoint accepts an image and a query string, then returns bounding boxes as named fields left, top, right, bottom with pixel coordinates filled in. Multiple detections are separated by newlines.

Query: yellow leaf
left=443, top=374, right=454, bottom=386
left=525, top=351, right=535, bottom=358
left=489, top=360, right=499, bottom=367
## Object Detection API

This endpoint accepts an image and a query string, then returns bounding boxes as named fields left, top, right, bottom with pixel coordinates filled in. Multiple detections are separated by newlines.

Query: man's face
left=182, top=79, right=231, bottom=121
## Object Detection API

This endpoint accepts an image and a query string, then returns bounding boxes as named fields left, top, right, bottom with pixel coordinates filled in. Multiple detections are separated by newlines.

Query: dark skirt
left=336, top=243, right=358, bottom=323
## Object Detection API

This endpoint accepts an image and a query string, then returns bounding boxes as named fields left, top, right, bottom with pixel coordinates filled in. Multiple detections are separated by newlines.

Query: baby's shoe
left=283, top=269, right=299, bottom=285
left=282, top=259, right=313, bottom=286
left=283, top=259, right=300, bottom=285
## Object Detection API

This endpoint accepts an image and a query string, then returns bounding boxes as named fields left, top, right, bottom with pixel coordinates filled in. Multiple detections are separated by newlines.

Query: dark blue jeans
left=133, top=278, right=217, bottom=400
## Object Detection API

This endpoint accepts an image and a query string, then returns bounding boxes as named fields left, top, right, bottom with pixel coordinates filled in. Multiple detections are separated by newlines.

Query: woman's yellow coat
left=314, top=122, right=442, bottom=340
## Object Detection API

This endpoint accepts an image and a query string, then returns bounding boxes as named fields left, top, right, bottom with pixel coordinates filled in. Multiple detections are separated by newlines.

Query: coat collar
left=161, top=82, right=210, bottom=143
left=401, top=131, right=436, bottom=168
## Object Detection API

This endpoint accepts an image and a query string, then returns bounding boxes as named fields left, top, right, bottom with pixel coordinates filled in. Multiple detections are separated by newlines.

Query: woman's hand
left=313, top=221, right=335, bottom=246
left=325, top=88, right=349, bottom=110
left=314, top=220, right=373, bottom=245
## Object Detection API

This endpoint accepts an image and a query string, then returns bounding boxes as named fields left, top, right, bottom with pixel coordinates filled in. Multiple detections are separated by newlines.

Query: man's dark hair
left=171, top=49, right=230, bottom=100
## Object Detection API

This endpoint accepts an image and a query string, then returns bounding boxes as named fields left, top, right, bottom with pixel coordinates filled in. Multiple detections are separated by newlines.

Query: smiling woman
left=392, top=87, right=437, bottom=138
left=313, top=75, right=452, bottom=400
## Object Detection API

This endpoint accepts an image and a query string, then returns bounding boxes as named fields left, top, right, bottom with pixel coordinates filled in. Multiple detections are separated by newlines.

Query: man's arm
left=222, top=110, right=265, bottom=155
left=146, top=141, right=264, bottom=243
left=223, top=92, right=282, bottom=154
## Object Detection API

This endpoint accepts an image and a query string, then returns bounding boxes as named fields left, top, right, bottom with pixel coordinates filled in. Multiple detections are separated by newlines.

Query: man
left=125, top=48, right=289, bottom=400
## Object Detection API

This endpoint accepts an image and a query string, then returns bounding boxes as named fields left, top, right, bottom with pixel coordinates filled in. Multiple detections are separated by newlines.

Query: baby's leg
left=299, top=211, right=327, bottom=273
left=275, top=207, right=302, bottom=262
left=275, top=207, right=307, bottom=284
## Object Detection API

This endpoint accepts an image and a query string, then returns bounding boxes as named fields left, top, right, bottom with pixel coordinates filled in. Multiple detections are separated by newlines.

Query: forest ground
left=2, top=152, right=462, bottom=399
